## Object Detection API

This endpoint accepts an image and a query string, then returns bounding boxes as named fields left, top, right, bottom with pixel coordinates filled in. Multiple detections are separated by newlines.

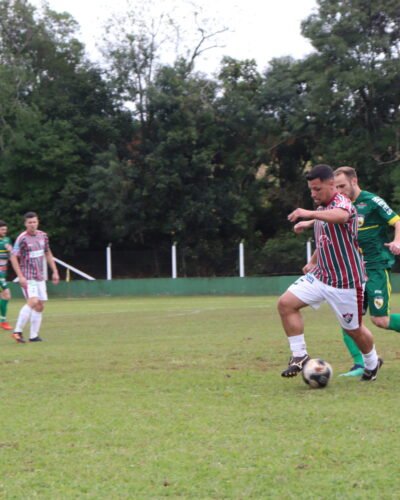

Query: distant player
left=334, top=166, right=400, bottom=376
left=278, top=164, right=382, bottom=382
left=10, top=212, right=59, bottom=343
left=0, top=220, right=13, bottom=330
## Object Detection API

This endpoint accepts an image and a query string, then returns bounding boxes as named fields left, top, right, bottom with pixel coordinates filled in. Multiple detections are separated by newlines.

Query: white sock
left=362, top=346, right=378, bottom=370
left=15, top=304, right=32, bottom=332
left=288, top=334, right=307, bottom=357
left=30, top=310, right=43, bottom=339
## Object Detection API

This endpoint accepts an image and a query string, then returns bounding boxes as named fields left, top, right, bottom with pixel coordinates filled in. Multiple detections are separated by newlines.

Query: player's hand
left=52, top=272, right=60, bottom=285
left=294, top=221, right=313, bottom=233
left=302, top=263, right=314, bottom=274
left=288, top=208, right=311, bottom=223
left=18, top=276, right=27, bottom=289
left=384, top=242, right=400, bottom=255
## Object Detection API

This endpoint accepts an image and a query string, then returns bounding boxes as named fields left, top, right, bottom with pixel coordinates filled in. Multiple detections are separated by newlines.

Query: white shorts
left=288, top=273, right=363, bottom=330
left=21, top=280, right=48, bottom=301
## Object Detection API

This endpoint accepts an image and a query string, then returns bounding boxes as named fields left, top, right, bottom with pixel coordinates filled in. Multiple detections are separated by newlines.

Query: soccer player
left=0, top=220, right=13, bottom=330
left=10, top=212, right=59, bottom=343
left=334, top=166, right=400, bottom=376
left=277, top=164, right=382, bottom=382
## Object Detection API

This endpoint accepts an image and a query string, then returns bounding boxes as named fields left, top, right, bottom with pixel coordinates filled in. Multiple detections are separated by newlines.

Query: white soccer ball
left=302, top=358, right=333, bottom=389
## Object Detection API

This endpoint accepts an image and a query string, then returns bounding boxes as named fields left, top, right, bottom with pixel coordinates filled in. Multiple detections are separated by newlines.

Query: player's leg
left=30, top=301, right=45, bottom=341
left=339, top=289, right=367, bottom=376
left=277, top=275, right=323, bottom=377
left=344, top=325, right=383, bottom=381
left=13, top=282, right=39, bottom=343
left=339, top=331, right=365, bottom=376
left=29, top=281, right=48, bottom=342
left=369, top=269, right=400, bottom=332
left=0, top=282, right=13, bottom=330
left=326, top=285, right=382, bottom=381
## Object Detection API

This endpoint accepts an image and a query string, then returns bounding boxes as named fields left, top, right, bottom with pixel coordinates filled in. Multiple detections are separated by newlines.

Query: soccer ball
left=302, top=358, right=333, bottom=389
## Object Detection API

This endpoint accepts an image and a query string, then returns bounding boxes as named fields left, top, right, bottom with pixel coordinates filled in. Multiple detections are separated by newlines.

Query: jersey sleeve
left=370, top=195, right=400, bottom=225
left=12, top=235, right=26, bottom=258
left=335, top=194, right=353, bottom=213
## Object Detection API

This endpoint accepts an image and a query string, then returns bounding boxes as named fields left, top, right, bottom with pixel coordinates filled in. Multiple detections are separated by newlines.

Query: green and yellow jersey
left=355, top=191, right=400, bottom=270
left=0, top=236, right=11, bottom=278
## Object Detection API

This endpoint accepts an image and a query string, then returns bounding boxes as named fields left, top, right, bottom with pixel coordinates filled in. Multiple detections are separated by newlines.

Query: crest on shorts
left=342, top=313, right=353, bottom=324
left=374, top=297, right=384, bottom=309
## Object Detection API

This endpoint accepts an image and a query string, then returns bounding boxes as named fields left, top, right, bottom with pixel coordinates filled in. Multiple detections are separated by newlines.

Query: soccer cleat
left=281, top=354, right=310, bottom=378
left=360, top=358, right=383, bottom=382
left=12, top=332, right=26, bottom=343
left=0, top=322, right=13, bottom=330
left=29, top=336, right=43, bottom=342
left=339, top=364, right=364, bottom=377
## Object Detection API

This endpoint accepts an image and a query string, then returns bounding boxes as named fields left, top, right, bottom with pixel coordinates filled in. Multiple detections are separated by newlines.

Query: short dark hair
left=24, top=211, right=38, bottom=220
left=306, top=164, right=334, bottom=182
left=0, top=220, right=7, bottom=227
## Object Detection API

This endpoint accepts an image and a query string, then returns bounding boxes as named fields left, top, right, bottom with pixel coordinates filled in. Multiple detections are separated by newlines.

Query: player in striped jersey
left=334, top=166, right=400, bottom=376
left=0, top=221, right=13, bottom=330
left=10, top=212, right=59, bottom=343
left=278, top=164, right=382, bottom=381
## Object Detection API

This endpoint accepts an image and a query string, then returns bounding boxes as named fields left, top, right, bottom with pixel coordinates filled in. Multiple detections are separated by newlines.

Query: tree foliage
left=0, top=0, right=399, bottom=276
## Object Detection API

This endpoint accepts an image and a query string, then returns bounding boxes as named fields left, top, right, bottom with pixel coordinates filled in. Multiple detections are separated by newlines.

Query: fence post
left=306, top=239, right=312, bottom=263
left=106, top=243, right=112, bottom=280
left=239, top=241, right=245, bottom=278
left=171, top=243, right=177, bottom=279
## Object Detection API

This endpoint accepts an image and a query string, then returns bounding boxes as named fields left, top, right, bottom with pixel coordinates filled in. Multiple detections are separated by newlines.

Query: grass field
left=1, top=295, right=399, bottom=499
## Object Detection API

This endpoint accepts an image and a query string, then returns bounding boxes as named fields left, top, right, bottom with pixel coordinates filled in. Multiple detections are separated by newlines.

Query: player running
left=334, top=166, right=400, bottom=376
left=278, top=164, right=382, bottom=382
left=0, top=220, right=13, bottom=330
left=10, top=212, right=59, bottom=343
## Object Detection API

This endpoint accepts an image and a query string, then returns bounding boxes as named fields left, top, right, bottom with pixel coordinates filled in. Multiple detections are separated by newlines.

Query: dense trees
left=0, top=0, right=399, bottom=276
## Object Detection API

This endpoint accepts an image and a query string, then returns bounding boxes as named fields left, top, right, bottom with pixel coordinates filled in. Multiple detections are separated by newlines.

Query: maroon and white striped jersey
left=310, top=193, right=365, bottom=289
left=12, top=230, right=50, bottom=281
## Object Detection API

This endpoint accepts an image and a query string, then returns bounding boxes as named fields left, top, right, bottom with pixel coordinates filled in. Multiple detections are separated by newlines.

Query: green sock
left=388, top=314, right=400, bottom=332
left=0, top=298, right=8, bottom=322
left=342, top=329, right=364, bottom=367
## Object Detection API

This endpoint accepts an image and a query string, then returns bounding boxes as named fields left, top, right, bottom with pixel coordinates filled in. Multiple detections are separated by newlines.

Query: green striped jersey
left=355, top=190, right=400, bottom=270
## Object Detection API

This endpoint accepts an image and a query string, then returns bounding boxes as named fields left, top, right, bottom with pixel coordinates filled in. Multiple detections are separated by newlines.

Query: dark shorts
left=364, top=269, right=391, bottom=317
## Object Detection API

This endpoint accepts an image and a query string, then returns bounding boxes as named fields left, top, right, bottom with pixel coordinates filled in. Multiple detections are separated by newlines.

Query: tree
left=300, top=0, right=400, bottom=195
left=0, top=0, right=130, bottom=252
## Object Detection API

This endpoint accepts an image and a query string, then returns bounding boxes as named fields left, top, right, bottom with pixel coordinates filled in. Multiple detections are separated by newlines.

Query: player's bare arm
left=384, top=219, right=400, bottom=256
left=288, top=207, right=349, bottom=224
left=302, top=250, right=317, bottom=274
left=293, top=220, right=315, bottom=233
left=9, top=254, right=27, bottom=288
left=46, top=251, right=60, bottom=285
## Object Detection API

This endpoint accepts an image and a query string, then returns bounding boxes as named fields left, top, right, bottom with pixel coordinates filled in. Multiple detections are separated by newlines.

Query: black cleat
left=29, top=336, right=43, bottom=342
left=12, top=332, right=26, bottom=343
left=360, top=357, right=383, bottom=381
left=281, top=354, right=310, bottom=378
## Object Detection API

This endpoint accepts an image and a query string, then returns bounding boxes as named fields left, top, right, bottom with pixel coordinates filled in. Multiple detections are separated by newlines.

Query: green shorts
left=364, top=269, right=392, bottom=317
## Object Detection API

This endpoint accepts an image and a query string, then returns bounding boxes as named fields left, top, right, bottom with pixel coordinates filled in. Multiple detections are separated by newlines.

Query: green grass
left=1, top=295, right=399, bottom=499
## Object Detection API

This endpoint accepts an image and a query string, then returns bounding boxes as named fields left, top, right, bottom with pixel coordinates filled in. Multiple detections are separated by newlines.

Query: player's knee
left=34, top=302, right=45, bottom=313
left=370, top=316, right=389, bottom=329
left=28, top=297, right=40, bottom=309
left=277, top=293, right=295, bottom=316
